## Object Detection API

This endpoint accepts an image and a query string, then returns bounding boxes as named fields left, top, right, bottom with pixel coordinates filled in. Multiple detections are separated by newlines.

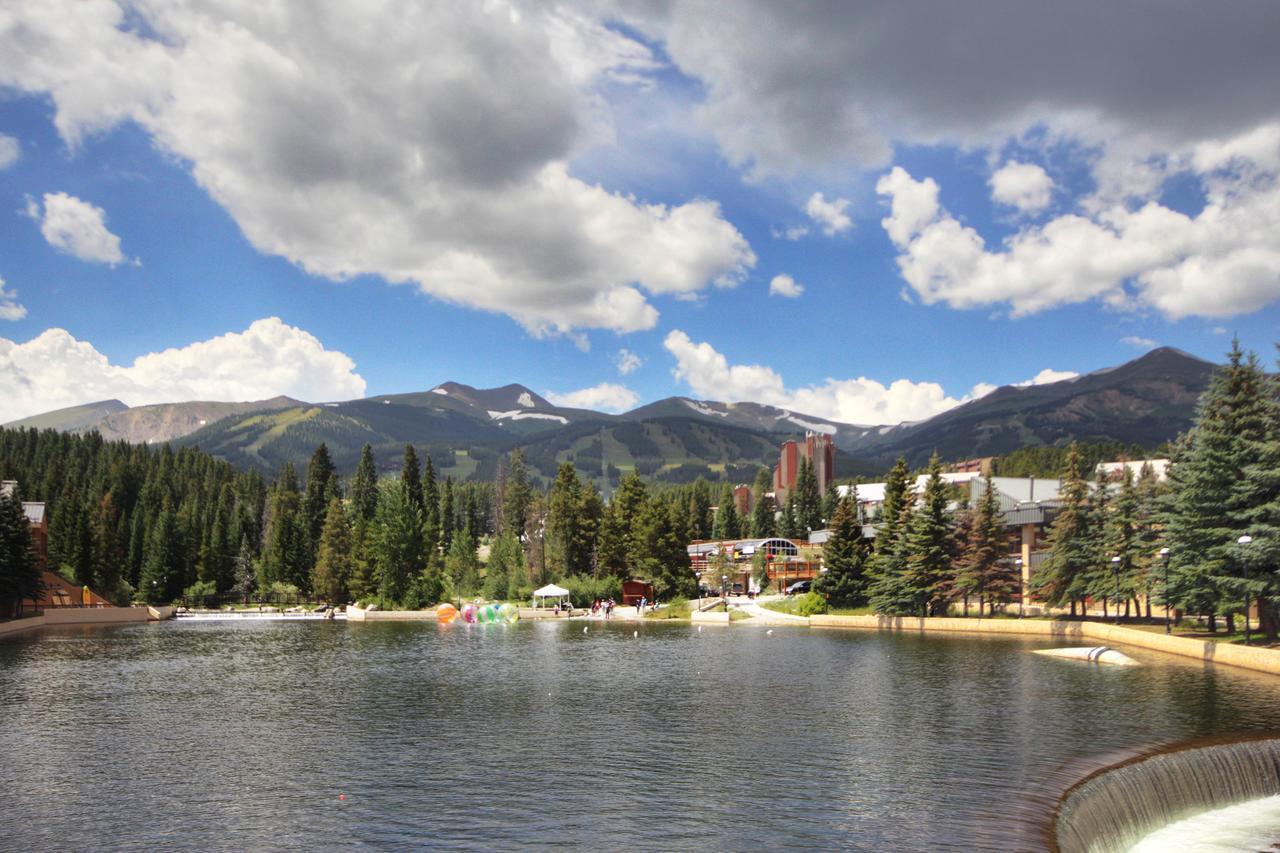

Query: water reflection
left=2, top=621, right=1279, bottom=850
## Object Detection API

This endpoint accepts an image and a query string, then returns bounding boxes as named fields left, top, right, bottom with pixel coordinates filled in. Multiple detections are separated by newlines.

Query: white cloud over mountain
left=613, top=349, right=643, bottom=375
left=545, top=382, right=638, bottom=414
left=32, top=192, right=126, bottom=265
left=0, top=318, right=366, bottom=422
left=663, top=330, right=1073, bottom=426
left=0, top=1, right=753, bottom=337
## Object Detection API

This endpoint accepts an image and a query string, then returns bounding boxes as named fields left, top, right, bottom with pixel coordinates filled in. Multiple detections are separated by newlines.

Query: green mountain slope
left=5, top=399, right=129, bottom=431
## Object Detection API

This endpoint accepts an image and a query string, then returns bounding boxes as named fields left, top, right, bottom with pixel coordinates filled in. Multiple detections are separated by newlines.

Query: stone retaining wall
left=0, top=606, right=170, bottom=637
left=810, top=614, right=1280, bottom=676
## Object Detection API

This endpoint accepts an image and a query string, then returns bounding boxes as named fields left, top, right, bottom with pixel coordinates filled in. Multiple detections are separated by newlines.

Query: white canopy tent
left=532, top=584, right=571, bottom=609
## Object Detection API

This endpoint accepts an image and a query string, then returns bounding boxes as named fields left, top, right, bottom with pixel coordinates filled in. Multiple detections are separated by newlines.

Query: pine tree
left=903, top=453, right=955, bottom=616
left=1236, top=345, right=1280, bottom=638
left=868, top=457, right=916, bottom=615
left=312, top=497, right=354, bottom=603
left=401, top=445, right=424, bottom=513
left=261, top=463, right=305, bottom=591
left=439, top=477, right=455, bottom=555
left=373, top=480, right=424, bottom=603
left=1164, top=341, right=1270, bottom=630
left=821, top=479, right=840, bottom=528
left=0, top=489, right=40, bottom=616
left=793, top=456, right=823, bottom=535
left=687, top=478, right=713, bottom=541
left=1104, top=466, right=1145, bottom=617
left=302, top=442, right=338, bottom=567
left=712, top=482, right=741, bottom=540
left=445, top=530, right=481, bottom=596
left=140, top=497, right=182, bottom=603
left=546, top=462, right=587, bottom=577
left=502, top=448, right=531, bottom=541
left=1034, top=443, right=1093, bottom=614
left=750, top=467, right=776, bottom=538
left=816, top=490, right=869, bottom=607
left=351, top=444, right=379, bottom=523
left=483, top=533, right=526, bottom=600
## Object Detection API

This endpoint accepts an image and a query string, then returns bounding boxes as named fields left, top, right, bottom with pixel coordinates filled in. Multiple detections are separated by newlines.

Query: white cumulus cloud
left=989, top=161, right=1054, bottom=213
left=33, top=192, right=126, bottom=265
left=805, top=192, right=852, bottom=235
left=0, top=318, right=366, bottom=422
left=876, top=145, right=1280, bottom=319
left=769, top=273, right=804, bottom=298
left=545, top=382, right=638, bottom=414
left=0, top=276, right=26, bottom=321
left=613, top=348, right=643, bottom=375
left=0, top=134, right=19, bottom=169
left=1121, top=336, right=1158, bottom=349
left=665, top=330, right=977, bottom=425
left=0, top=1, right=754, bottom=338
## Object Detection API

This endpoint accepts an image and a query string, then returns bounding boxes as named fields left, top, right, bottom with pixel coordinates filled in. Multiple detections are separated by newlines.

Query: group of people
left=590, top=598, right=616, bottom=618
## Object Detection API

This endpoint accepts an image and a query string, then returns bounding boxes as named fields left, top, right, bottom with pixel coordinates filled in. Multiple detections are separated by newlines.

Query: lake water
left=3, top=619, right=1280, bottom=851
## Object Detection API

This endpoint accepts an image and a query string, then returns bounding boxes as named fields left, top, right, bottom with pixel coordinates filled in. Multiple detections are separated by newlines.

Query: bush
left=266, top=581, right=302, bottom=600
left=182, top=580, right=218, bottom=603
left=646, top=596, right=691, bottom=619
left=558, top=575, right=623, bottom=608
left=795, top=591, right=828, bottom=617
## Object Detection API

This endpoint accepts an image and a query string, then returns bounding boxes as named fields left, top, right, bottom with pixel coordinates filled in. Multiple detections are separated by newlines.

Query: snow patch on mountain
left=787, top=416, right=836, bottom=435
left=517, top=392, right=535, bottom=408
left=488, top=410, right=568, bottom=424
left=683, top=399, right=728, bottom=417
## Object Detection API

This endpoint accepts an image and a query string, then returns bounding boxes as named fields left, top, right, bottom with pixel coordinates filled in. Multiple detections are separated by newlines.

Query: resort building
left=773, top=432, right=834, bottom=505
left=687, top=537, right=822, bottom=594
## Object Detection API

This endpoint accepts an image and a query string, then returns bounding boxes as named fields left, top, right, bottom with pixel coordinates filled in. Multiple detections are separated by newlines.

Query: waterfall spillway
left=1054, top=738, right=1280, bottom=852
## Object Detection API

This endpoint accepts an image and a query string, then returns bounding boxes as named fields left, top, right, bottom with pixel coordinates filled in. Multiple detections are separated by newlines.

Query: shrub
left=795, top=591, right=828, bottom=617
left=559, top=575, right=623, bottom=608
left=182, top=580, right=217, bottom=603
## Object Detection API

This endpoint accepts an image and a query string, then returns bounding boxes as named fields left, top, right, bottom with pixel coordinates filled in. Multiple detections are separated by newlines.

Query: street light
left=1159, top=548, right=1171, bottom=634
left=1238, top=535, right=1253, bottom=646
left=695, top=571, right=702, bottom=608
left=721, top=573, right=728, bottom=602
left=1110, top=556, right=1121, bottom=625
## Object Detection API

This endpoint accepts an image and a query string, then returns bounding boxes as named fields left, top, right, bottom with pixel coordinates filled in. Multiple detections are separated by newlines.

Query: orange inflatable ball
left=437, top=603, right=459, bottom=624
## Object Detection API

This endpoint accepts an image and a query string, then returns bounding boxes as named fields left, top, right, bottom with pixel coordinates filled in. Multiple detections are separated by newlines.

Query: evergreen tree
left=687, top=478, right=713, bottom=540
left=502, top=449, right=531, bottom=541
left=903, top=453, right=955, bottom=616
left=312, top=497, right=354, bottom=603
left=90, top=492, right=125, bottom=600
left=1034, top=443, right=1093, bottom=614
left=261, top=463, right=305, bottom=590
left=1164, top=342, right=1271, bottom=630
left=0, top=489, right=40, bottom=616
left=712, top=482, right=742, bottom=540
left=373, top=480, right=424, bottom=603
left=954, top=471, right=1014, bottom=616
left=546, top=462, right=588, bottom=577
left=793, top=457, right=823, bottom=535
left=233, top=534, right=256, bottom=600
left=140, top=497, right=182, bottom=603
left=302, top=442, right=338, bottom=567
left=634, top=497, right=693, bottom=599
left=779, top=496, right=800, bottom=539
left=351, top=444, right=379, bottom=523
left=821, top=479, right=840, bottom=528
left=1104, top=466, right=1146, bottom=617
left=1235, top=345, right=1280, bottom=638
left=816, top=490, right=869, bottom=607
left=867, top=457, right=915, bottom=615
left=439, top=477, right=455, bottom=555
left=483, top=533, right=526, bottom=600
left=401, top=445, right=424, bottom=513
left=750, top=467, right=776, bottom=538
left=422, top=453, right=440, bottom=554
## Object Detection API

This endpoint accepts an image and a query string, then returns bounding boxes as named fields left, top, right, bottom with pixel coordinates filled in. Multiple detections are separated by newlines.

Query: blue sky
left=2, top=2, right=1279, bottom=425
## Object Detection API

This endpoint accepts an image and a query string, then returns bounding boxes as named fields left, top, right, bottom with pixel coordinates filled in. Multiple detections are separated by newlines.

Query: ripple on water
left=3, top=620, right=1280, bottom=850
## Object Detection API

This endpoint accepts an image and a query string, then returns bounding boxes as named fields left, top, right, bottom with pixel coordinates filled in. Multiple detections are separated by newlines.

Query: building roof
left=22, top=502, right=45, bottom=525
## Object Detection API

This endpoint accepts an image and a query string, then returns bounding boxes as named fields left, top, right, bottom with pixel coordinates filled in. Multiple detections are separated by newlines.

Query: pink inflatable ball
left=462, top=604, right=478, bottom=623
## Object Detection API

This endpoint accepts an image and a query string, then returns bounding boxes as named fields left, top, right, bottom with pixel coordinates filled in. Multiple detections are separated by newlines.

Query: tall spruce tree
left=302, top=443, right=338, bottom=567
left=351, top=444, right=379, bottom=523
left=816, top=490, right=869, bottom=607
left=750, top=467, right=776, bottom=538
left=546, top=462, right=587, bottom=577
left=312, top=497, right=353, bottom=602
left=0, top=489, right=39, bottom=616
left=502, top=449, right=531, bottom=542
left=955, top=471, right=1013, bottom=616
left=793, top=457, right=823, bottom=535
left=1164, top=342, right=1270, bottom=630
left=401, top=445, right=424, bottom=514
left=1234, top=345, right=1280, bottom=638
left=1034, top=443, right=1093, bottom=615
left=713, top=482, right=741, bottom=540
left=903, top=453, right=955, bottom=616
left=868, top=457, right=915, bottom=615
left=374, top=480, right=424, bottom=603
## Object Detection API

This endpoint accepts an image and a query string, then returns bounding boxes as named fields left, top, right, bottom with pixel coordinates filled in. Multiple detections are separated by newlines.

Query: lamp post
left=1159, top=548, right=1171, bottom=634
left=721, top=573, right=728, bottom=603
left=1110, top=556, right=1121, bottom=625
left=695, top=571, right=702, bottom=608
left=1238, top=535, right=1253, bottom=646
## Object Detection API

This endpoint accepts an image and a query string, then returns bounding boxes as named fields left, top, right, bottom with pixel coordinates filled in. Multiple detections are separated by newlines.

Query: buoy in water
left=339, top=793, right=346, bottom=801
left=766, top=629, right=774, bottom=635
left=583, top=626, right=588, bottom=633
left=633, top=630, right=638, bottom=637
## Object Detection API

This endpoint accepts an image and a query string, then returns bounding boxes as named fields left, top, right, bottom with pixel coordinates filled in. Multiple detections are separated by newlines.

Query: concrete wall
left=346, top=604, right=438, bottom=621
left=42, top=607, right=151, bottom=626
left=810, top=614, right=1280, bottom=676
left=0, top=615, right=44, bottom=636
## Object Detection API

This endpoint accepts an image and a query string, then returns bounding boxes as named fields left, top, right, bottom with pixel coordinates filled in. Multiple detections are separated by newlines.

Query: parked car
left=785, top=580, right=812, bottom=596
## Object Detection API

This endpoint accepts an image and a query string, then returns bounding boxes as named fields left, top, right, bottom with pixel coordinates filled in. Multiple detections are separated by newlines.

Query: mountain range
left=5, top=347, right=1217, bottom=487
